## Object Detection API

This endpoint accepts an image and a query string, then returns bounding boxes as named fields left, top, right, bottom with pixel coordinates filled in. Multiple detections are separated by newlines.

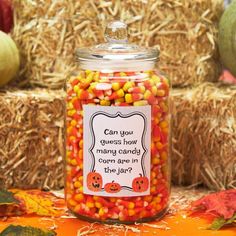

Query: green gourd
left=0, top=30, right=20, bottom=86
left=219, top=0, right=236, bottom=76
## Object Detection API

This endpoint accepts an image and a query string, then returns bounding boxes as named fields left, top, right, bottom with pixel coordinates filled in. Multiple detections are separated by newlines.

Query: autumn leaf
left=0, top=189, right=23, bottom=217
left=12, top=190, right=64, bottom=217
left=0, top=225, right=56, bottom=236
left=192, top=189, right=236, bottom=219
left=0, top=189, right=65, bottom=217
left=209, top=214, right=236, bottom=230
left=0, top=190, right=18, bottom=205
left=191, top=189, right=236, bottom=230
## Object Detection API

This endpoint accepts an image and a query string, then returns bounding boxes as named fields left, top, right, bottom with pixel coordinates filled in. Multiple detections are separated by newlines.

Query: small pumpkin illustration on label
left=104, top=181, right=121, bottom=193
left=87, top=171, right=103, bottom=192
left=132, top=174, right=149, bottom=192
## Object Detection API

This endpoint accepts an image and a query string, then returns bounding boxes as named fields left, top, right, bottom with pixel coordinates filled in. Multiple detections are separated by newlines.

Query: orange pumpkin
left=104, top=181, right=121, bottom=193
left=132, top=174, right=149, bottom=192
left=87, top=171, right=103, bottom=192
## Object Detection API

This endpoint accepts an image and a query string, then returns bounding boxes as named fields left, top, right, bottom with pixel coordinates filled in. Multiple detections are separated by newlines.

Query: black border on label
left=88, top=110, right=148, bottom=191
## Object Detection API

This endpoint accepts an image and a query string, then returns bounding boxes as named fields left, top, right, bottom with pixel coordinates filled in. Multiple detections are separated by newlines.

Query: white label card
left=83, top=105, right=151, bottom=197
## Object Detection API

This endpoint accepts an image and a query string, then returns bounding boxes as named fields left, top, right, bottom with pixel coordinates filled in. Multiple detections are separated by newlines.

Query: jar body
left=66, top=68, right=171, bottom=223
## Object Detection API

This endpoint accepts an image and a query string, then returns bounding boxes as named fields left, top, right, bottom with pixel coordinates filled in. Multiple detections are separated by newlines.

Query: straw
left=171, top=83, right=236, bottom=190
left=11, top=0, right=223, bottom=89
left=0, top=88, right=66, bottom=189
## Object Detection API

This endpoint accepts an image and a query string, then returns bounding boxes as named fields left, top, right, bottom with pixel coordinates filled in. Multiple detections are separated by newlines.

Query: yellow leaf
left=12, top=190, right=64, bottom=217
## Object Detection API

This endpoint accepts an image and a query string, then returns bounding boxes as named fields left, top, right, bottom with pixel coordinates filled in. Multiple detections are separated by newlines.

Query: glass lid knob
left=105, top=21, right=128, bottom=43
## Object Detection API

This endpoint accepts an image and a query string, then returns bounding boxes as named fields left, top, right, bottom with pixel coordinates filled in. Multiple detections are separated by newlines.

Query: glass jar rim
left=78, top=59, right=156, bottom=71
left=75, top=20, right=159, bottom=67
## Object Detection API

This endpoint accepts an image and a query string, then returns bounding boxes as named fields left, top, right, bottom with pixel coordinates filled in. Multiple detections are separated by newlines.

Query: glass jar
left=66, top=21, right=171, bottom=224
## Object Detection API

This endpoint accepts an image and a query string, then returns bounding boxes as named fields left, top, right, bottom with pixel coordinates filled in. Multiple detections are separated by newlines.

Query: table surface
left=0, top=187, right=235, bottom=236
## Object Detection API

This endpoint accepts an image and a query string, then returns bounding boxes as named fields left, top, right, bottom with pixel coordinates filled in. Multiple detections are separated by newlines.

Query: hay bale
left=11, top=0, right=223, bottom=89
left=172, top=83, right=236, bottom=190
left=11, top=0, right=75, bottom=89
left=0, top=89, right=65, bottom=190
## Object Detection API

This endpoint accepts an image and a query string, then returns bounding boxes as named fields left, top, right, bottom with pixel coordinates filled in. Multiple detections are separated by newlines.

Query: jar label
left=83, top=105, right=151, bottom=197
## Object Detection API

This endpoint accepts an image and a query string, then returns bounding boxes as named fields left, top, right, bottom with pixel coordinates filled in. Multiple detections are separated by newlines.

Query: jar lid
left=76, top=21, right=159, bottom=71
